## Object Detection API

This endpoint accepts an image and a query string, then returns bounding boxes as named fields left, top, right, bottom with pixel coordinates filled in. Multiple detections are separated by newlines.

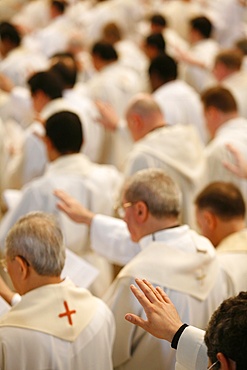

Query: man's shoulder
left=224, top=70, right=247, bottom=86
left=86, top=163, right=122, bottom=185
left=209, top=119, right=247, bottom=146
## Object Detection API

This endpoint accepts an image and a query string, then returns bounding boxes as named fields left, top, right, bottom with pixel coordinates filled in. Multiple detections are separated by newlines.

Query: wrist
left=82, top=210, right=95, bottom=226
left=1, top=290, right=16, bottom=306
left=171, top=323, right=189, bottom=349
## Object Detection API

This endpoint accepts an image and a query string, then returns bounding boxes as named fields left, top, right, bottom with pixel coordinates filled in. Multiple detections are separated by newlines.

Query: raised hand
left=95, top=100, right=119, bottom=131
left=125, top=278, right=183, bottom=341
left=223, top=143, right=247, bottom=179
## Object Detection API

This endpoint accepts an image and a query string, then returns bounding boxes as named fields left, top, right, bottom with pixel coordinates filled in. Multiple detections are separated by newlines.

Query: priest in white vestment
left=94, top=93, right=207, bottom=228
left=3, top=69, right=104, bottom=190
left=86, top=41, right=143, bottom=168
left=102, top=169, right=232, bottom=370
left=195, top=181, right=247, bottom=294
left=2, top=70, right=66, bottom=190
left=0, top=22, right=48, bottom=87
left=212, top=49, right=247, bottom=120
left=202, top=86, right=247, bottom=222
left=24, top=3, right=78, bottom=58
left=0, top=212, right=115, bottom=370
left=0, top=111, right=123, bottom=297
left=178, top=15, right=219, bottom=93
left=198, top=0, right=246, bottom=48
left=55, top=184, right=225, bottom=370
left=149, top=53, right=207, bottom=143
left=49, top=56, right=105, bottom=163
left=122, top=93, right=207, bottom=229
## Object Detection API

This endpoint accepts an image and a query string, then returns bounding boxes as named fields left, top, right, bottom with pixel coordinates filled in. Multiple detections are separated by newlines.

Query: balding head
left=125, top=93, right=165, bottom=141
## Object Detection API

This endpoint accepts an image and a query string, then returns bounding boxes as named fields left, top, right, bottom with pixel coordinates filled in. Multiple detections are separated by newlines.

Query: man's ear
left=217, top=352, right=236, bottom=370
left=206, top=105, right=222, bottom=122
left=203, top=210, right=217, bottom=230
left=131, top=113, right=143, bottom=131
left=15, top=256, right=29, bottom=280
left=135, top=201, right=148, bottom=222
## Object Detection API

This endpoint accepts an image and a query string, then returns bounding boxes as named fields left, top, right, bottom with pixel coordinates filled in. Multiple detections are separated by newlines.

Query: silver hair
left=5, top=212, right=65, bottom=276
left=124, top=168, right=182, bottom=218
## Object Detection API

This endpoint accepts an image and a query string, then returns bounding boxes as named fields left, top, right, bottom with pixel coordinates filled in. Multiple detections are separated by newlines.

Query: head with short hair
left=124, top=168, right=181, bottom=219
left=144, top=33, right=166, bottom=60
left=5, top=212, right=65, bottom=277
left=201, top=86, right=238, bottom=138
left=205, top=291, right=247, bottom=370
left=195, top=182, right=245, bottom=221
left=91, top=41, right=118, bottom=70
left=49, top=56, right=77, bottom=88
left=121, top=169, right=182, bottom=242
left=201, top=86, right=237, bottom=113
left=215, top=49, right=243, bottom=70
left=102, top=22, right=122, bottom=44
left=213, top=49, right=243, bottom=81
left=150, top=14, right=167, bottom=33
left=28, top=70, right=63, bottom=100
left=45, top=111, right=83, bottom=155
left=195, top=181, right=245, bottom=246
left=28, top=70, right=64, bottom=113
left=148, top=54, right=177, bottom=91
left=0, top=22, right=21, bottom=56
left=190, top=16, right=213, bottom=39
left=50, top=0, right=67, bottom=17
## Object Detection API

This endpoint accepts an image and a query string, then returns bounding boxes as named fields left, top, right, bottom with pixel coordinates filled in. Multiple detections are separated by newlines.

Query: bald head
left=125, top=94, right=165, bottom=141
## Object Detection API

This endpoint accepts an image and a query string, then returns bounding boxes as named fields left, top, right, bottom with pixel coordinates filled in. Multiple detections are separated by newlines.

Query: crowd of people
left=0, top=0, right=247, bottom=369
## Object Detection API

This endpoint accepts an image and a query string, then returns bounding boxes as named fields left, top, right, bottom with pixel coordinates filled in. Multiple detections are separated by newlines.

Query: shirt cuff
left=11, top=293, right=21, bottom=306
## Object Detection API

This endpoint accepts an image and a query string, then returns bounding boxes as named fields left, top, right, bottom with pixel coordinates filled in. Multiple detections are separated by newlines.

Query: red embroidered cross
left=58, top=301, right=76, bottom=325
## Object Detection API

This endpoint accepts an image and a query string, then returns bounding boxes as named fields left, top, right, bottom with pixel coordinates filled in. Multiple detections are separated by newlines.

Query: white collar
left=139, top=225, right=189, bottom=250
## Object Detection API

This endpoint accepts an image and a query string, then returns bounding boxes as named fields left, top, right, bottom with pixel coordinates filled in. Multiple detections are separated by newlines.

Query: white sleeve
left=90, top=214, right=141, bottom=266
left=176, top=326, right=207, bottom=370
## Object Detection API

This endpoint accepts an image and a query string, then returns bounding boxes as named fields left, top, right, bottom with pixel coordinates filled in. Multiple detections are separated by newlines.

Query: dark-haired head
left=45, top=111, right=83, bottom=155
left=148, top=54, right=177, bottom=91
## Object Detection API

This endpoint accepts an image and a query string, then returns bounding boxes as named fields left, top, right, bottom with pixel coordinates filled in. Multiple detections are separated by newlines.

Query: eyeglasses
left=115, top=202, right=134, bottom=218
left=0, top=255, right=30, bottom=273
left=207, top=360, right=219, bottom=370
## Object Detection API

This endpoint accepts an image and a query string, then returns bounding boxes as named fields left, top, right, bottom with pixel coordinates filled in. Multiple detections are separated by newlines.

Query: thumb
left=125, top=313, right=146, bottom=329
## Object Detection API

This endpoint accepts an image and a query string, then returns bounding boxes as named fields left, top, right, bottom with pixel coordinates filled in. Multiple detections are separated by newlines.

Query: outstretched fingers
left=126, top=279, right=179, bottom=340
left=135, top=278, right=163, bottom=304
left=53, top=189, right=92, bottom=224
left=156, top=286, right=173, bottom=305
left=54, top=190, right=73, bottom=214
left=54, top=189, right=73, bottom=206
left=129, top=283, right=153, bottom=308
